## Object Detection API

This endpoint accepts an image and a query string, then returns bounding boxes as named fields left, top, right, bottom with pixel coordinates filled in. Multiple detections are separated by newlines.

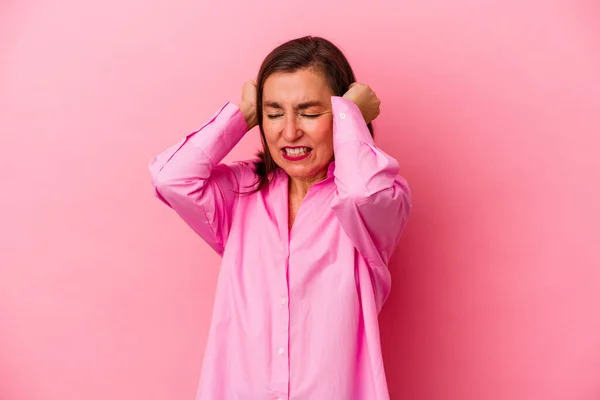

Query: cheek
left=262, top=121, right=277, bottom=142
left=263, top=118, right=279, bottom=133
left=262, top=126, right=280, bottom=153
left=309, top=121, right=334, bottom=152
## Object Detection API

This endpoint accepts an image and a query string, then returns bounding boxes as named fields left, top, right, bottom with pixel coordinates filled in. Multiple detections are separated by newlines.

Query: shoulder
left=229, top=158, right=286, bottom=196
left=227, top=158, right=261, bottom=189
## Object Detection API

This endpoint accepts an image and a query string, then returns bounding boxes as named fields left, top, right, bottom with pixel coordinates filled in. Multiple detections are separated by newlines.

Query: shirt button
left=280, top=297, right=286, bottom=305
left=278, top=347, right=285, bottom=355
left=340, top=112, right=346, bottom=119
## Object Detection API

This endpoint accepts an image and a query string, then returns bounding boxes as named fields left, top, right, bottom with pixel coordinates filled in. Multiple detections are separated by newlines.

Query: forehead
left=262, top=69, right=332, bottom=104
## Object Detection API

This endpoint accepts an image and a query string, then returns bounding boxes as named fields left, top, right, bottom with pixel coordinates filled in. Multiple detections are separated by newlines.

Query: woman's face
left=261, top=69, right=334, bottom=182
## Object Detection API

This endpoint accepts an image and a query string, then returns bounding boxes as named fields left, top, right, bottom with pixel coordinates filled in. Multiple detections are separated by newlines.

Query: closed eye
left=266, top=113, right=323, bottom=119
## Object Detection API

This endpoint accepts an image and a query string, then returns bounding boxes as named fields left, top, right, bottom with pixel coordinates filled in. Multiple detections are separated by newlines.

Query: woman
left=149, top=36, right=411, bottom=399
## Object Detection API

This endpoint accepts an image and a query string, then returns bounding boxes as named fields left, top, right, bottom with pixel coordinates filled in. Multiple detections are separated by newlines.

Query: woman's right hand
left=238, top=78, right=258, bottom=130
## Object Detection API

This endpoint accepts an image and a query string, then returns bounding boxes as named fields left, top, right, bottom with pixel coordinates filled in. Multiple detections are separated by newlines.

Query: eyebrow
left=263, top=101, right=326, bottom=110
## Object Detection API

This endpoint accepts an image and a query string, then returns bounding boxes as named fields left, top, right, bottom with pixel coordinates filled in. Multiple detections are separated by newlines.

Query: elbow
left=334, top=177, right=412, bottom=227
left=150, top=164, right=203, bottom=207
left=152, top=170, right=172, bottom=197
left=340, top=152, right=402, bottom=201
left=150, top=169, right=179, bottom=206
left=149, top=156, right=170, bottom=198
left=151, top=164, right=177, bottom=192
left=337, top=175, right=409, bottom=206
left=152, top=168, right=213, bottom=209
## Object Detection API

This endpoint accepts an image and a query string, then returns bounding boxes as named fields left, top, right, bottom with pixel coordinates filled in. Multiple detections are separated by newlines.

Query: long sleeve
left=329, top=96, right=412, bottom=288
left=149, top=102, right=249, bottom=256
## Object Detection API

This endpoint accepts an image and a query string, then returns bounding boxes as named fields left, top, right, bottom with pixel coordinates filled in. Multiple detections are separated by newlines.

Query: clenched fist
left=342, top=83, right=381, bottom=124
left=238, top=78, right=258, bottom=129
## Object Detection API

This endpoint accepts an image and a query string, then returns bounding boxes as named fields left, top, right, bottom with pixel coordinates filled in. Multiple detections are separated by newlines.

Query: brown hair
left=250, top=36, right=373, bottom=193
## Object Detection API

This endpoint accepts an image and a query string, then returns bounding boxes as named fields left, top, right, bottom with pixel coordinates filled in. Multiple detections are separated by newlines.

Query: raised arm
left=150, top=80, right=258, bottom=255
left=329, top=87, right=412, bottom=274
left=149, top=100, right=250, bottom=255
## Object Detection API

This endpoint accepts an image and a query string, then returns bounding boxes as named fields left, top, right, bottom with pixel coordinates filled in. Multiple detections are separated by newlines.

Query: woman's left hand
left=342, top=82, right=381, bottom=123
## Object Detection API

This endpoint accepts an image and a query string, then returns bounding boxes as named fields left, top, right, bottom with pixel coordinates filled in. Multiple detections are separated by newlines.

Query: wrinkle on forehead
left=262, top=70, right=333, bottom=108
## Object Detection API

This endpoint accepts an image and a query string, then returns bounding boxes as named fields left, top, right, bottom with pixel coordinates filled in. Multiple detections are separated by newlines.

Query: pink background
left=1, top=1, right=599, bottom=399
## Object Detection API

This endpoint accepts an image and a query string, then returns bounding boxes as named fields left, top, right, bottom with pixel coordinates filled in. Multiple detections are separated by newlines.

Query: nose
left=282, top=114, right=303, bottom=142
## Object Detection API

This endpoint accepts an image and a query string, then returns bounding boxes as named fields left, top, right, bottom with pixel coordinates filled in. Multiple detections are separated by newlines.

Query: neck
left=288, top=169, right=328, bottom=199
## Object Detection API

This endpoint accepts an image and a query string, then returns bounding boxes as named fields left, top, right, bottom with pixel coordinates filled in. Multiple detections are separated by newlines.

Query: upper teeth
left=285, top=147, right=310, bottom=156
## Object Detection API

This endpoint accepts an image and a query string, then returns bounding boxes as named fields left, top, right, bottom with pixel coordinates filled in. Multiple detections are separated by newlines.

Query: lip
left=281, top=146, right=312, bottom=161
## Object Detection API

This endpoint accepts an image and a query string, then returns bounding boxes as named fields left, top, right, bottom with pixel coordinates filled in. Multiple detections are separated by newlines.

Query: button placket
left=270, top=253, right=290, bottom=399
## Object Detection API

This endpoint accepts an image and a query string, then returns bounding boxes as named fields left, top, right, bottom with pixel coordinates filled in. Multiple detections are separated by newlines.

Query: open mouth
left=282, top=146, right=312, bottom=161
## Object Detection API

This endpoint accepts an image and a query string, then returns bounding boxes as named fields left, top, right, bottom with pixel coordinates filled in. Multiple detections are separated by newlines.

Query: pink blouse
left=149, top=96, right=411, bottom=399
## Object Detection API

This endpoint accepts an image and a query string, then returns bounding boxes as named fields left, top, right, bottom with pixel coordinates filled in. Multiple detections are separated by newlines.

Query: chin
left=280, top=164, right=308, bottom=177
left=281, top=162, right=327, bottom=181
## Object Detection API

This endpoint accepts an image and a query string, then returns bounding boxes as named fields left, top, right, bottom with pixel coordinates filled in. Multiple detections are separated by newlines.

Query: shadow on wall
left=372, top=52, right=547, bottom=398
